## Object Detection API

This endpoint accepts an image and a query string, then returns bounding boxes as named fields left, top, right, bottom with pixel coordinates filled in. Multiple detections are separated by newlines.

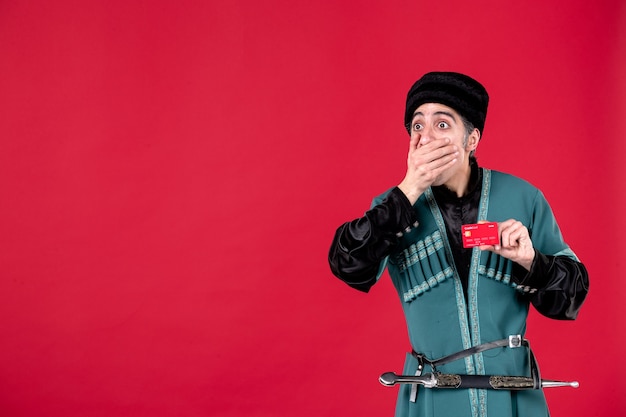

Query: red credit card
left=462, top=222, right=500, bottom=248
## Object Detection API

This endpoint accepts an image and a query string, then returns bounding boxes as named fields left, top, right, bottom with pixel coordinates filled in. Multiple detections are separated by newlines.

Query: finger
left=497, top=219, right=516, bottom=247
left=409, top=145, right=458, bottom=173
left=500, top=225, right=517, bottom=248
left=422, top=137, right=451, bottom=151
left=422, top=144, right=459, bottom=166
left=507, top=230, right=521, bottom=248
left=502, top=222, right=525, bottom=248
left=423, top=152, right=458, bottom=177
left=498, top=219, right=516, bottom=230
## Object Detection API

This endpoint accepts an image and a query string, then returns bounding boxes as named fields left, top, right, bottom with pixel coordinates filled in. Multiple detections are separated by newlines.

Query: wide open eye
left=412, top=123, right=423, bottom=131
left=438, top=121, right=450, bottom=129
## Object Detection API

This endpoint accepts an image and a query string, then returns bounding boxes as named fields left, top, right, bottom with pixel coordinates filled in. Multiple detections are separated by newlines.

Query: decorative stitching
left=478, top=265, right=513, bottom=285
left=397, top=230, right=444, bottom=272
left=402, top=267, right=455, bottom=302
left=471, top=168, right=492, bottom=417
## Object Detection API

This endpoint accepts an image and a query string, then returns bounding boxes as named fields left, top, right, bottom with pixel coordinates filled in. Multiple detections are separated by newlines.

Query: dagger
left=379, top=372, right=579, bottom=390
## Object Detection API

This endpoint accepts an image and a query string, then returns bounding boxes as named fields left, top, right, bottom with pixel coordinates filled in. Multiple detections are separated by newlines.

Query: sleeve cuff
left=512, top=251, right=550, bottom=291
left=387, top=187, right=419, bottom=236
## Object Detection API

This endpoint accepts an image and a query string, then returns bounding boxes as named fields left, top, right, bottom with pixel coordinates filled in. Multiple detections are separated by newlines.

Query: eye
left=438, top=121, right=450, bottom=129
left=412, top=123, right=423, bottom=131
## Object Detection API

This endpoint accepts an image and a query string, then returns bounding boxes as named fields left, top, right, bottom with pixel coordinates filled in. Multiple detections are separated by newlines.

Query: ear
left=466, top=128, right=481, bottom=152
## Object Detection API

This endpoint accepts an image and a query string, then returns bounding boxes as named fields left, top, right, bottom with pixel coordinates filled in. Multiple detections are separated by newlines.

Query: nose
left=416, top=126, right=434, bottom=146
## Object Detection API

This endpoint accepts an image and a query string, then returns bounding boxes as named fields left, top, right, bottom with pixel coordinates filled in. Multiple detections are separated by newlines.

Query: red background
left=1, top=1, right=624, bottom=416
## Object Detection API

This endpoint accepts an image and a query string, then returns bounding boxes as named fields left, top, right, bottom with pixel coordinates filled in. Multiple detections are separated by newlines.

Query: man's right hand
left=397, top=135, right=459, bottom=204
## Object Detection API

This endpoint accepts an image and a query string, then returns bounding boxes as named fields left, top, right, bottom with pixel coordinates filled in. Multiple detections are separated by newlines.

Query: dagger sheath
left=379, top=372, right=579, bottom=390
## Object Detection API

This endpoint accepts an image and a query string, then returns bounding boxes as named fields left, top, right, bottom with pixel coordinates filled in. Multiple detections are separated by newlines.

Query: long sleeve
left=508, top=187, right=590, bottom=320
left=328, top=187, right=418, bottom=292
left=512, top=252, right=589, bottom=320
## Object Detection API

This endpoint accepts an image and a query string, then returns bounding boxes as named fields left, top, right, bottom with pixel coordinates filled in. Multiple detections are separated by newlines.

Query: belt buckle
left=508, top=334, right=523, bottom=348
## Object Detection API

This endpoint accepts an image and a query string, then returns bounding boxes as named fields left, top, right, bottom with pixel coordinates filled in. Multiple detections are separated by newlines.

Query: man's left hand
left=479, top=219, right=535, bottom=271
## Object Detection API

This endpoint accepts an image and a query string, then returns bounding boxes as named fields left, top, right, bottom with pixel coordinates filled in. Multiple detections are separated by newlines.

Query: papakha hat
left=404, top=72, right=489, bottom=136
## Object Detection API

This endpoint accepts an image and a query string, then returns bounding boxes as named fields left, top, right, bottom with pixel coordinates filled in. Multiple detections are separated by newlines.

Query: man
left=328, top=72, right=589, bottom=417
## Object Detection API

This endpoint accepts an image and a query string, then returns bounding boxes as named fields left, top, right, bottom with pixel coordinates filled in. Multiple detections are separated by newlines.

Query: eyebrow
left=412, top=110, right=458, bottom=121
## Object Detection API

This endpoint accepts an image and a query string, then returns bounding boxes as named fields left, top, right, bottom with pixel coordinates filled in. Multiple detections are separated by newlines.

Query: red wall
left=1, top=1, right=624, bottom=416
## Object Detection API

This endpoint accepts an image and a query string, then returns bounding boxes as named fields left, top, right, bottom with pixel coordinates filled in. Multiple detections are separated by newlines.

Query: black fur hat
left=405, top=72, right=489, bottom=136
